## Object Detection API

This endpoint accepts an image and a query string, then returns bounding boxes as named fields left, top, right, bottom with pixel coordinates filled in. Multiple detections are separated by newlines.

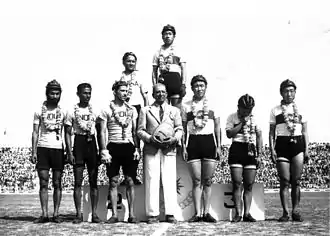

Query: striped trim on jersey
left=226, top=112, right=260, bottom=144
left=269, top=104, right=306, bottom=136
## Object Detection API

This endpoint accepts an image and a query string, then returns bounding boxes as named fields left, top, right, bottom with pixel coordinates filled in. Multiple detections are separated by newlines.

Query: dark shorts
left=73, top=135, right=98, bottom=170
left=106, top=142, right=136, bottom=179
left=37, top=147, right=65, bottom=171
left=275, top=136, right=305, bottom=162
left=187, top=134, right=218, bottom=162
left=228, top=142, right=257, bottom=168
left=160, top=72, right=182, bottom=97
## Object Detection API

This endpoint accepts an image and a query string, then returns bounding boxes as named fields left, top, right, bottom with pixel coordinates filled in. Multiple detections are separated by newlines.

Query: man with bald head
left=137, top=83, right=183, bottom=224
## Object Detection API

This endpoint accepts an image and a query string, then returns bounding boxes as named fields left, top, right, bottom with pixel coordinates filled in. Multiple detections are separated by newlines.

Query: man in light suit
left=137, top=83, right=183, bottom=224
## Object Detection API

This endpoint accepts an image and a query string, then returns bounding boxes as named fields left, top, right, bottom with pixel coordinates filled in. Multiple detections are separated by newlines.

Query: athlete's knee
left=203, top=178, right=213, bottom=187
left=53, top=178, right=62, bottom=190
left=232, top=181, right=243, bottom=191
left=110, top=176, right=119, bottom=189
left=192, top=177, right=201, bottom=188
left=291, top=178, right=301, bottom=188
left=243, top=181, right=254, bottom=192
left=125, top=177, right=134, bottom=187
left=39, top=179, right=49, bottom=190
left=280, top=178, right=290, bottom=188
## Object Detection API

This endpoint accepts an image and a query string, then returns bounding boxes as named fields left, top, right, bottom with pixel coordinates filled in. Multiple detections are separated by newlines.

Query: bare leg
left=290, top=153, right=304, bottom=220
left=201, top=160, right=217, bottom=214
left=230, top=167, right=243, bottom=218
left=73, top=166, right=84, bottom=220
left=277, top=160, right=291, bottom=220
left=38, top=169, right=50, bottom=218
left=52, top=170, right=63, bottom=218
left=242, top=168, right=257, bottom=219
left=125, top=176, right=136, bottom=220
left=188, top=161, right=202, bottom=217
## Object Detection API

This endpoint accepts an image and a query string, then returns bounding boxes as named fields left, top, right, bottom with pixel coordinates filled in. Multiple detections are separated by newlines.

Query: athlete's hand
left=133, top=148, right=141, bottom=161
left=256, top=156, right=261, bottom=169
left=100, top=149, right=112, bottom=164
left=30, top=153, right=37, bottom=164
left=182, top=146, right=188, bottom=161
left=216, top=146, right=222, bottom=160
left=67, top=152, right=75, bottom=165
left=270, top=149, right=277, bottom=165
left=304, top=150, right=310, bottom=164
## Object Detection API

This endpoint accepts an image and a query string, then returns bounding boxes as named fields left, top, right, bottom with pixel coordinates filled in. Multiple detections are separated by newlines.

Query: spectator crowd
left=0, top=143, right=329, bottom=193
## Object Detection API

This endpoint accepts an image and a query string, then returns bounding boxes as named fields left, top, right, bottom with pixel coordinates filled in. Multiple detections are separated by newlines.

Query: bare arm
left=256, top=130, right=263, bottom=156
left=152, top=66, right=158, bottom=86
left=99, top=120, right=107, bottom=150
left=269, top=124, right=277, bottom=163
left=180, top=62, right=187, bottom=85
left=214, top=117, right=221, bottom=148
left=64, top=125, right=73, bottom=155
left=301, top=122, right=309, bottom=162
left=31, top=124, right=40, bottom=157
left=140, top=84, right=149, bottom=106
left=214, top=117, right=222, bottom=159
left=226, top=122, right=243, bottom=139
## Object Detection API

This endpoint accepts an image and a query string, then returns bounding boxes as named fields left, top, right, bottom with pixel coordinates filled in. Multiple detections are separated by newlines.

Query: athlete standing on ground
left=64, top=83, right=101, bottom=224
left=269, top=79, right=309, bottom=222
left=98, top=81, right=140, bottom=223
left=31, top=80, right=66, bottom=223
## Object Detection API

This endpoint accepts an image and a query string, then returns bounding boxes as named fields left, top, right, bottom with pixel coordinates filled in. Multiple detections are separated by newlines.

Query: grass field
left=0, top=191, right=329, bottom=235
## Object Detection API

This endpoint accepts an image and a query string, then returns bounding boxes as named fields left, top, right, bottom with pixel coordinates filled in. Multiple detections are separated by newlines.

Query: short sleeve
left=64, top=110, right=74, bottom=126
left=33, top=112, right=40, bottom=125
left=269, top=108, right=276, bottom=124
left=152, top=51, right=159, bottom=66
left=99, top=109, right=109, bottom=121
left=181, top=104, right=188, bottom=122
left=226, top=114, right=235, bottom=130
left=252, top=115, right=261, bottom=132
left=298, top=105, right=308, bottom=123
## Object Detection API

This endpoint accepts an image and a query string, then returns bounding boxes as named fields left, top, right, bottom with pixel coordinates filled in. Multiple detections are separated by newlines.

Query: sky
left=0, top=0, right=329, bottom=146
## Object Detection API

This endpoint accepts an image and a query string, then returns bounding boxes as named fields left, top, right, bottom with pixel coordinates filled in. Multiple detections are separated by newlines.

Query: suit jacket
left=137, top=102, right=183, bottom=155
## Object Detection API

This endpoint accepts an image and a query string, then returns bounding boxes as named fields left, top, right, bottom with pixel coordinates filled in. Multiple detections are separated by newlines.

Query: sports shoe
left=91, top=215, right=102, bottom=223
left=231, top=215, right=242, bottom=223
left=73, top=214, right=83, bottom=224
left=165, top=215, right=177, bottom=224
left=128, top=217, right=138, bottom=223
left=243, top=213, right=256, bottom=222
left=278, top=215, right=290, bottom=222
left=292, top=212, right=303, bottom=222
left=106, top=216, right=119, bottom=223
left=34, top=216, right=49, bottom=224
left=188, top=215, right=202, bottom=223
left=203, top=213, right=217, bottom=223
left=52, top=216, right=63, bottom=223
left=147, top=216, right=159, bottom=224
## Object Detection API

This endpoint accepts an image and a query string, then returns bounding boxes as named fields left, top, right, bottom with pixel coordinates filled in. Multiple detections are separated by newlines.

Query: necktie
left=159, top=106, right=164, bottom=122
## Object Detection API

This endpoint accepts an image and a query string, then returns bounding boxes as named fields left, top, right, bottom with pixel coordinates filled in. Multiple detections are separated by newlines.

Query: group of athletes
left=31, top=24, right=309, bottom=224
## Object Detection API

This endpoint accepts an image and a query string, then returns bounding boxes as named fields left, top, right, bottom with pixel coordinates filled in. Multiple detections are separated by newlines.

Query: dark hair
left=280, top=79, right=297, bottom=93
left=161, top=24, right=176, bottom=36
left=77, top=83, right=92, bottom=93
left=112, top=80, right=128, bottom=92
left=190, top=75, right=207, bottom=87
left=238, top=94, right=255, bottom=109
left=122, top=52, right=137, bottom=63
left=46, top=80, right=62, bottom=95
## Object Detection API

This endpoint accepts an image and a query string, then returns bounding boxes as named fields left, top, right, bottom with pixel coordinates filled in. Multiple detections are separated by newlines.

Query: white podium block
left=83, top=153, right=265, bottom=222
